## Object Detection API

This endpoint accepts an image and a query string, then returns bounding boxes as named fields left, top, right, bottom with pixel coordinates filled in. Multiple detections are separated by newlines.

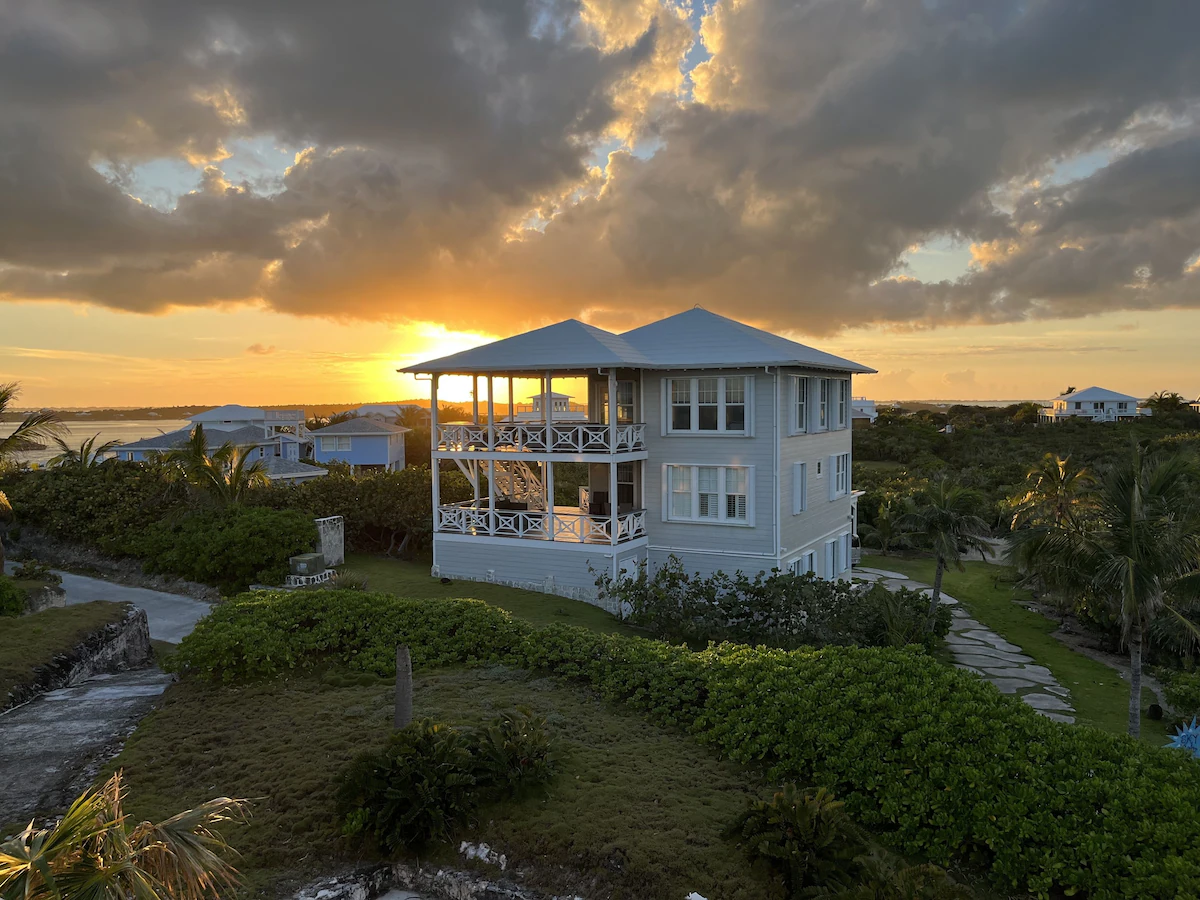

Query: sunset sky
left=3, top=1, right=1200, bottom=407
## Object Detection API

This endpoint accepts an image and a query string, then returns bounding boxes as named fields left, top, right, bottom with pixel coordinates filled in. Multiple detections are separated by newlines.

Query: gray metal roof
left=1054, top=386, right=1142, bottom=403
left=310, top=418, right=410, bottom=435
left=399, top=318, right=655, bottom=374
left=262, top=457, right=328, bottom=479
left=401, top=309, right=873, bottom=375
left=118, top=424, right=270, bottom=452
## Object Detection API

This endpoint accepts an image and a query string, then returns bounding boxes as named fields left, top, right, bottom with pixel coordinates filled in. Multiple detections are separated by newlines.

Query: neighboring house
left=111, top=405, right=326, bottom=483
left=309, top=417, right=409, bottom=472
left=401, top=308, right=875, bottom=609
left=1039, top=387, right=1150, bottom=423
left=850, top=396, right=877, bottom=428
left=355, top=403, right=422, bottom=422
left=1191, top=397, right=1200, bottom=415
left=511, top=392, right=587, bottom=422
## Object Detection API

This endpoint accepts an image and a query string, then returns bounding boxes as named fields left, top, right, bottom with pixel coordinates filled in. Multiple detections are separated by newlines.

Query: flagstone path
left=855, top=566, right=1076, bottom=723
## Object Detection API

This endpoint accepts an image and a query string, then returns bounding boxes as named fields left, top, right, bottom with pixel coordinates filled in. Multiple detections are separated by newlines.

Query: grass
left=345, top=552, right=642, bottom=636
left=0, top=600, right=130, bottom=703
left=110, top=666, right=776, bottom=900
left=860, top=554, right=1168, bottom=744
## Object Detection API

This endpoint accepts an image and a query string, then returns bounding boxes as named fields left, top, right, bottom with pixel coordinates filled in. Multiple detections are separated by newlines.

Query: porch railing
left=436, top=422, right=646, bottom=453
left=435, top=502, right=647, bottom=544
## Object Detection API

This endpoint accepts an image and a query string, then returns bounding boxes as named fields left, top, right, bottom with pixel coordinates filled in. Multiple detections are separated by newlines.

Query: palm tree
left=1017, top=445, right=1200, bottom=737
left=0, top=383, right=65, bottom=463
left=167, top=424, right=269, bottom=506
left=902, top=478, right=993, bottom=631
left=48, top=434, right=121, bottom=470
left=0, top=491, right=12, bottom=573
left=0, top=770, right=248, bottom=900
left=1010, top=453, right=1093, bottom=531
left=859, top=496, right=911, bottom=557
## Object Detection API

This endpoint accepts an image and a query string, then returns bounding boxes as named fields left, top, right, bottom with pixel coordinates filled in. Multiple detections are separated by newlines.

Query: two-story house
left=1039, top=387, right=1149, bottom=423
left=401, top=309, right=875, bottom=610
left=310, top=417, right=409, bottom=472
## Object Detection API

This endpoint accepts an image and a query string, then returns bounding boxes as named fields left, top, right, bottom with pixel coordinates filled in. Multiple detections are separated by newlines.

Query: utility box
left=290, top=553, right=326, bottom=576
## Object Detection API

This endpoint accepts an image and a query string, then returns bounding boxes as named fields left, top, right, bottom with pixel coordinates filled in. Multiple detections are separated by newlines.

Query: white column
left=486, top=375, right=495, bottom=450
left=544, top=370, right=554, bottom=451
left=488, top=458, right=496, bottom=536
left=472, top=374, right=479, bottom=424
left=431, top=375, right=441, bottom=529
left=508, top=376, right=515, bottom=421
left=608, top=368, right=618, bottom=543
left=544, top=459, right=555, bottom=540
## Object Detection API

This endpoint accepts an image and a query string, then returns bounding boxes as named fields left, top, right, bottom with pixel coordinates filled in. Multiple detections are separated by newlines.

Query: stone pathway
left=855, top=566, right=1076, bottom=723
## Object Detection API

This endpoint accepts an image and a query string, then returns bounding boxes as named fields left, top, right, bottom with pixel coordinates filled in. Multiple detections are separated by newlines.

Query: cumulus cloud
left=245, top=343, right=276, bottom=355
left=2, top=0, right=1200, bottom=336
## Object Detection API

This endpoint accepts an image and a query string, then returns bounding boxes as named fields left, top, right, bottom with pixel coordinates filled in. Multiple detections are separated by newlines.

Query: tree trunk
left=394, top=645, right=413, bottom=730
left=0, top=533, right=6, bottom=574
left=1128, top=622, right=1143, bottom=738
left=926, top=555, right=946, bottom=632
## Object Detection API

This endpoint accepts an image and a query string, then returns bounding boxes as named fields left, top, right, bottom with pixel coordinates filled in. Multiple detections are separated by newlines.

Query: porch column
left=486, top=375, right=495, bottom=450
left=545, top=370, right=554, bottom=450
left=508, top=376, right=515, bottom=421
left=431, top=375, right=441, bottom=530
left=544, top=459, right=555, bottom=540
left=488, top=458, right=496, bottom=536
left=472, top=375, right=480, bottom=425
left=608, top=368, right=618, bottom=543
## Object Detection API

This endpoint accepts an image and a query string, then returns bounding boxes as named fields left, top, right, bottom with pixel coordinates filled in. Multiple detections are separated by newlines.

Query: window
left=664, top=465, right=752, bottom=524
left=1093, top=402, right=1103, bottom=411
left=616, top=381, right=635, bottom=425
left=825, top=539, right=839, bottom=577
left=671, top=379, right=691, bottom=430
left=838, top=380, right=849, bottom=430
left=1074, top=402, right=1082, bottom=410
left=792, top=376, right=808, bottom=433
left=819, top=379, right=830, bottom=429
left=792, top=462, right=807, bottom=514
left=829, top=452, right=850, bottom=499
left=791, top=552, right=815, bottom=576
left=321, top=436, right=351, bottom=452
left=616, top=462, right=636, bottom=508
left=666, top=377, right=750, bottom=434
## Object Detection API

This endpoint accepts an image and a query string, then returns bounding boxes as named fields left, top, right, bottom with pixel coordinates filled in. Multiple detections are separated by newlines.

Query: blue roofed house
left=310, top=417, right=409, bottom=473
left=112, top=404, right=327, bottom=483
left=401, top=308, right=875, bottom=611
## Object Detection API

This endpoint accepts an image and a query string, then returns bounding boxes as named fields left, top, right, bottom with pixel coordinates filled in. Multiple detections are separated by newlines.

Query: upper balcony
left=436, top=421, right=645, bottom=454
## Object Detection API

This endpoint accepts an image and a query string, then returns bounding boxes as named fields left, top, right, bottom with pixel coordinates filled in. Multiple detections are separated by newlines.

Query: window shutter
left=660, top=464, right=669, bottom=521
left=828, top=456, right=837, bottom=501
left=792, top=462, right=806, bottom=514
left=745, top=374, right=754, bottom=436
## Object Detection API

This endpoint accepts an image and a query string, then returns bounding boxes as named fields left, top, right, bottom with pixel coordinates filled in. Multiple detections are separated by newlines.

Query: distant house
left=354, top=403, right=422, bottom=422
left=112, top=405, right=326, bottom=483
left=510, top=392, right=587, bottom=422
left=1191, top=397, right=1200, bottom=416
left=1040, top=387, right=1150, bottom=423
left=309, top=417, right=409, bottom=473
left=850, top=396, right=877, bottom=428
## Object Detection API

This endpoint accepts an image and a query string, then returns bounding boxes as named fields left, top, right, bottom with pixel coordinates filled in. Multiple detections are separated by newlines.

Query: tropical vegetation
left=167, top=587, right=1200, bottom=898
left=0, top=382, right=64, bottom=464
left=0, top=771, right=247, bottom=900
left=47, top=434, right=120, bottom=471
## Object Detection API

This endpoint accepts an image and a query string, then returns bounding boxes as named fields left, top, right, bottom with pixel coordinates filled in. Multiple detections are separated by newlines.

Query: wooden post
left=508, top=376, right=515, bottom=421
left=394, top=645, right=412, bottom=729
left=472, top=374, right=480, bottom=425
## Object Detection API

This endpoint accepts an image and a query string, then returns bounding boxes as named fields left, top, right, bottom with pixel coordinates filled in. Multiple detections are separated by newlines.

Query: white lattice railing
left=437, top=422, right=645, bottom=454
left=436, top=502, right=646, bottom=544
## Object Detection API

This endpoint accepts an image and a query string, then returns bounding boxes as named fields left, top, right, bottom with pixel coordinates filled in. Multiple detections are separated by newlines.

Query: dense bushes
left=1157, top=668, right=1200, bottom=726
left=337, top=713, right=557, bottom=851
left=140, top=506, right=317, bottom=593
left=597, top=557, right=949, bottom=652
left=173, top=589, right=1200, bottom=898
left=0, top=576, right=25, bottom=617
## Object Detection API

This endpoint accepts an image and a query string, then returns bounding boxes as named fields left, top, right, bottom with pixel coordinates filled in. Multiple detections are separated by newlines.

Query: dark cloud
left=1, top=0, right=1200, bottom=335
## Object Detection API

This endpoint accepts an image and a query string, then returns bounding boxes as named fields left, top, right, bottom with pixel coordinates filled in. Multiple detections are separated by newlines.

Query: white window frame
left=321, top=436, right=352, bottom=453
left=792, top=461, right=807, bottom=514
left=818, top=379, right=830, bottom=431
left=791, top=376, right=809, bottom=435
left=664, top=375, right=753, bottom=436
left=662, top=464, right=754, bottom=526
left=791, top=551, right=816, bottom=576
left=837, top=379, right=850, bottom=430
left=829, top=452, right=850, bottom=499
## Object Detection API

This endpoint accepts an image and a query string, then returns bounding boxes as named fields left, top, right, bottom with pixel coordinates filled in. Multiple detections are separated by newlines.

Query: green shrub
left=1157, top=668, right=1200, bottom=726
left=728, top=784, right=866, bottom=895
left=173, top=589, right=1200, bottom=898
left=140, top=506, right=317, bottom=594
left=0, top=576, right=25, bottom=617
left=596, top=557, right=949, bottom=651
left=11, top=559, right=61, bottom=584
left=336, top=712, right=557, bottom=851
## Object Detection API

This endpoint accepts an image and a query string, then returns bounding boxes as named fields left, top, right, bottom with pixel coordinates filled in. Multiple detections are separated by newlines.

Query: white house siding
left=433, top=534, right=647, bottom=614
left=641, top=370, right=780, bottom=577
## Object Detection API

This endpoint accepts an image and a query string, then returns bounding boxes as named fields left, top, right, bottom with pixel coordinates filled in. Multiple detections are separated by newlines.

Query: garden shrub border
left=171, top=589, right=1200, bottom=899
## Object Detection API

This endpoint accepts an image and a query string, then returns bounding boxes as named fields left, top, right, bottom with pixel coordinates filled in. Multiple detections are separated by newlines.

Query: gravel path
left=855, top=566, right=1076, bottom=723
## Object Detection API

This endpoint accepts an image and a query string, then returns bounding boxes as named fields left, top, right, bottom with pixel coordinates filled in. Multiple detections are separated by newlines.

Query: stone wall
left=4, top=605, right=154, bottom=712
left=316, top=515, right=346, bottom=566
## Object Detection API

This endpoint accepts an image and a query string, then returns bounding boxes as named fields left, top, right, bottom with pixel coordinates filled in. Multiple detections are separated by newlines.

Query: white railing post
left=431, top=375, right=440, bottom=529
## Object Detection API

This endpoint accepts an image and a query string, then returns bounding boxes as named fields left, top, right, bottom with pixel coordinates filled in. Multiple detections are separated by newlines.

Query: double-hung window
left=321, top=436, right=352, bottom=452
left=665, top=465, right=752, bottom=524
left=792, top=376, right=808, bottom=433
left=829, top=452, right=850, bottom=499
left=666, top=376, right=750, bottom=434
left=837, top=380, right=849, bottom=430
left=818, top=379, right=830, bottom=430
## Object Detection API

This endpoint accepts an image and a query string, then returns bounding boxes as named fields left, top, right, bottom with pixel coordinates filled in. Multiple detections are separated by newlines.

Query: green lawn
left=345, top=552, right=642, bottom=636
left=112, top=666, right=776, bottom=900
left=1, top=601, right=131, bottom=704
left=860, top=555, right=1167, bottom=744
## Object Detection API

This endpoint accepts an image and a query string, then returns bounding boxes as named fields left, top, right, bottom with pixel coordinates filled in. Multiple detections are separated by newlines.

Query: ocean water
left=0, top=420, right=190, bottom=466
